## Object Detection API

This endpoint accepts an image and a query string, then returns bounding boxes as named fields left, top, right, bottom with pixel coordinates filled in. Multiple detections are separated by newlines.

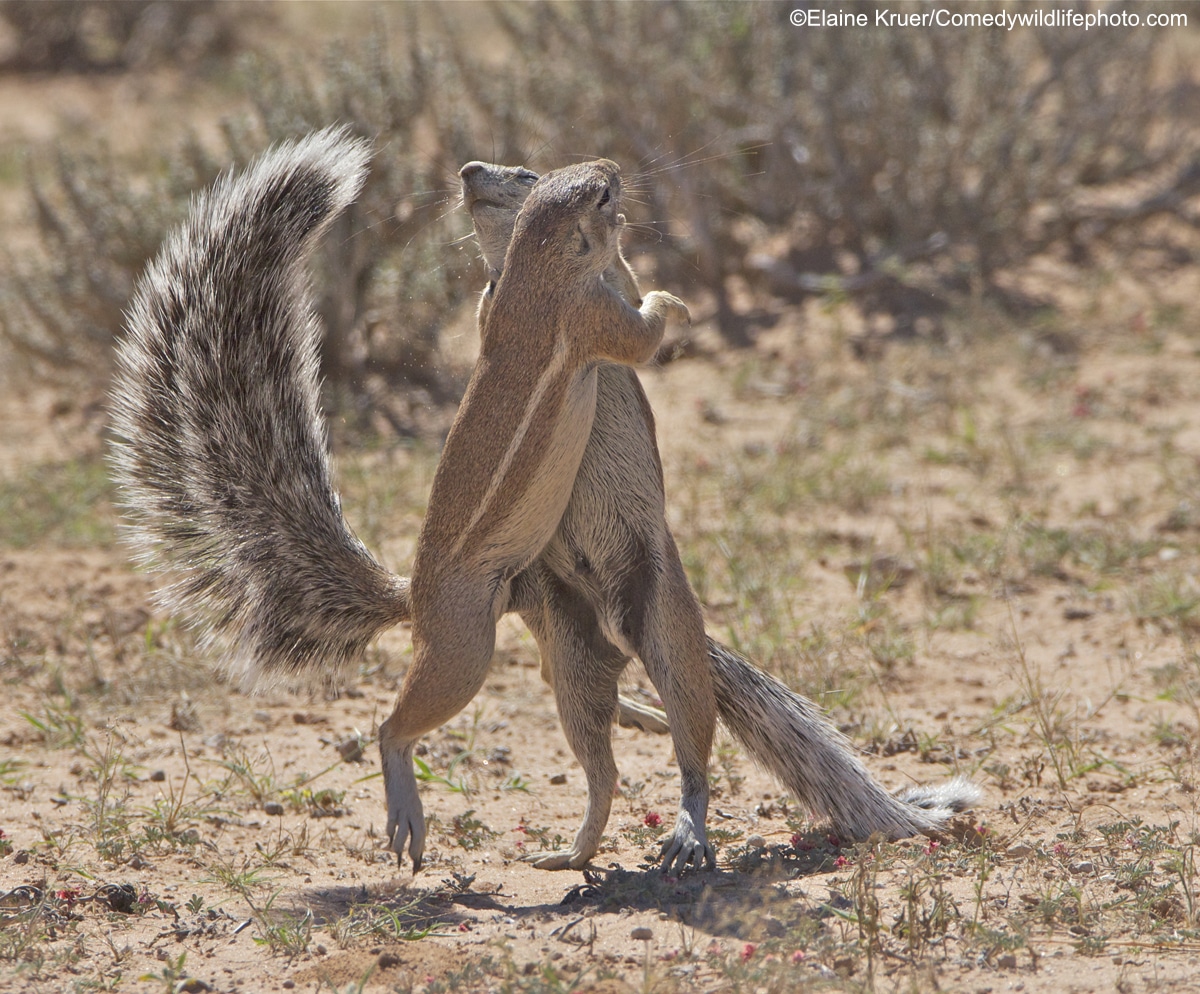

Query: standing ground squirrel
left=381, top=158, right=690, bottom=870
left=458, top=161, right=979, bottom=872
left=110, top=130, right=978, bottom=879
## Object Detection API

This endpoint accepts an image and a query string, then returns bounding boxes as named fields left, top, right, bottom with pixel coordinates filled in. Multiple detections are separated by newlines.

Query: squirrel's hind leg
left=380, top=578, right=498, bottom=872
left=617, top=537, right=717, bottom=875
left=520, top=575, right=627, bottom=870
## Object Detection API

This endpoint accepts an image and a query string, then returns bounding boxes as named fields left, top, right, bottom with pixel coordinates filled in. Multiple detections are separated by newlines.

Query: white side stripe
left=451, top=341, right=571, bottom=558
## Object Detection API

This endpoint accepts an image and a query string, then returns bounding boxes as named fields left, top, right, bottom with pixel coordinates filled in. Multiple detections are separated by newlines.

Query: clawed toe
left=519, top=849, right=591, bottom=871
left=658, top=835, right=716, bottom=876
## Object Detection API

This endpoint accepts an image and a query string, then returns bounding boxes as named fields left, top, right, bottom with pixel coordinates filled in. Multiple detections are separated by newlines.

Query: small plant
left=449, top=810, right=498, bottom=852
left=249, top=894, right=313, bottom=957
left=413, top=753, right=472, bottom=795
left=139, top=951, right=188, bottom=994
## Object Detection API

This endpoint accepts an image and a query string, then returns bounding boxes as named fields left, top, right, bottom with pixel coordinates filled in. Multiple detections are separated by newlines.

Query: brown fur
left=381, top=160, right=690, bottom=871
left=458, top=161, right=980, bottom=871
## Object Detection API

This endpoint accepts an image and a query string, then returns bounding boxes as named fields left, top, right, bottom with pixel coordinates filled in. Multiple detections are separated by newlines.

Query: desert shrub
left=1, top=3, right=1194, bottom=426
left=457, top=1, right=1195, bottom=341
left=0, top=135, right=222, bottom=377
left=0, top=0, right=243, bottom=72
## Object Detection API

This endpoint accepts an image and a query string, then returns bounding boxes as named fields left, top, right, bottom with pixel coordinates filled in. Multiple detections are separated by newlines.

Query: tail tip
left=896, top=776, right=982, bottom=815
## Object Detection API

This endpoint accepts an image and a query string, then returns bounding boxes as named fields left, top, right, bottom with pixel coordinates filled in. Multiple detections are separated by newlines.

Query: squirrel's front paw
left=643, top=290, right=691, bottom=328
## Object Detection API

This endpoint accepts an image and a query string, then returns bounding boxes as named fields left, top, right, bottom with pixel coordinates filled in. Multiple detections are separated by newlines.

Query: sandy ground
left=6, top=301, right=1200, bottom=992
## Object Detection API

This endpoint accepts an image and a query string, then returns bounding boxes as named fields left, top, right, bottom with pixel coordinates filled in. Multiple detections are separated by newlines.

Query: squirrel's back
left=110, top=127, right=410, bottom=689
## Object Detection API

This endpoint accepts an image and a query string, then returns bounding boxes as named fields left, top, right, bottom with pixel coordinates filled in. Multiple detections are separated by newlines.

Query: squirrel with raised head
left=111, top=128, right=978, bottom=877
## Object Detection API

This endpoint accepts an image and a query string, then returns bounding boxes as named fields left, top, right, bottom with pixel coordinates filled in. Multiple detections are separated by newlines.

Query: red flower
left=791, top=950, right=806, bottom=964
left=834, top=855, right=850, bottom=869
left=644, top=812, right=663, bottom=828
left=741, top=942, right=757, bottom=962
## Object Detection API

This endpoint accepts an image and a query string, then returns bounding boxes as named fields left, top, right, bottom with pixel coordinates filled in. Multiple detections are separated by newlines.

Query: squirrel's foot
left=518, top=848, right=595, bottom=871
left=382, top=743, right=426, bottom=873
left=658, top=816, right=716, bottom=876
left=616, top=696, right=669, bottom=735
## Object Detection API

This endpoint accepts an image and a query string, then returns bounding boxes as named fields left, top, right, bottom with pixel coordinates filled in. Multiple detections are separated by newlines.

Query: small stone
left=631, top=927, right=654, bottom=941
left=282, top=983, right=295, bottom=990
left=549, top=773, right=567, bottom=785
left=1070, top=860, right=1096, bottom=875
left=336, top=736, right=364, bottom=762
left=315, top=944, right=327, bottom=955
left=997, top=953, right=1017, bottom=969
left=169, top=698, right=201, bottom=733
left=178, top=828, right=201, bottom=846
left=377, top=952, right=402, bottom=969
left=746, top=835, right=766, bottom=849
left=13, top=850, right=29, bottom=864
left=176, top=979, right=213, bottom=993
left=263, top=801, right=285, bottom=816
left=1005, top=844, right=1033, bottom=859
left=149, top=770, right=167, bottom=782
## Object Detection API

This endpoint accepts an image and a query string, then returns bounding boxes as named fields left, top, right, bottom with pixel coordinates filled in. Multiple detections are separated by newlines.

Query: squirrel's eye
left=597, top=187, right=611, bottom=209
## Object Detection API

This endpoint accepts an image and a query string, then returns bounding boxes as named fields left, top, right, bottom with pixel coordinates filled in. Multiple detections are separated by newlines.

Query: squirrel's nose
left=459, top=162, right=487, bottom=180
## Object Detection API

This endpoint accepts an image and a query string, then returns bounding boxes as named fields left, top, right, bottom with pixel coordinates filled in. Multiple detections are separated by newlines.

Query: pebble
left=1005, top=844, right=1033, bottom=858
left=746, top=835, right=766, bottom=849
left=336, top=736, right=364, bottom=762
left=631, top=927, right=653, bottom=941
left=263, top=801, right=285, bottom=816
left=149, top=770, right=167, bottom=782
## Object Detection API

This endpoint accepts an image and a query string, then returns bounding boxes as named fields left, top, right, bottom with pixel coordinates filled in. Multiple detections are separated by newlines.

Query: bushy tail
left=110, top=126, right=411, bottom=688
left=708, top=639, right=979, bottom=838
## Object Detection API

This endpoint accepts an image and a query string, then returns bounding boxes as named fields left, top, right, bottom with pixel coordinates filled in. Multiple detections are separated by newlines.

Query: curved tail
left=110, top=127, right=410, bottom=688
left=709, top=639, right=979, bottom=838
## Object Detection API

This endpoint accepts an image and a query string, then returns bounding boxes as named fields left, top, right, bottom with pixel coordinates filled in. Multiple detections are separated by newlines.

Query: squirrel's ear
left=572, top=224, right=591, bottom=256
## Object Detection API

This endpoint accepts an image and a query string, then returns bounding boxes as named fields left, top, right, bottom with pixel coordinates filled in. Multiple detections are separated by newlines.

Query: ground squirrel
left=381, top=158, right=690, bottom=870
left=111, top=130, right=978, bottom=879
left=458, top=161, right=979, bottom=871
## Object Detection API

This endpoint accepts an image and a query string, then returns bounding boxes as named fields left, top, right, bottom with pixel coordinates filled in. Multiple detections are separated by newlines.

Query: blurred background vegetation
left=0, top=0, right=1196, bottom=436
